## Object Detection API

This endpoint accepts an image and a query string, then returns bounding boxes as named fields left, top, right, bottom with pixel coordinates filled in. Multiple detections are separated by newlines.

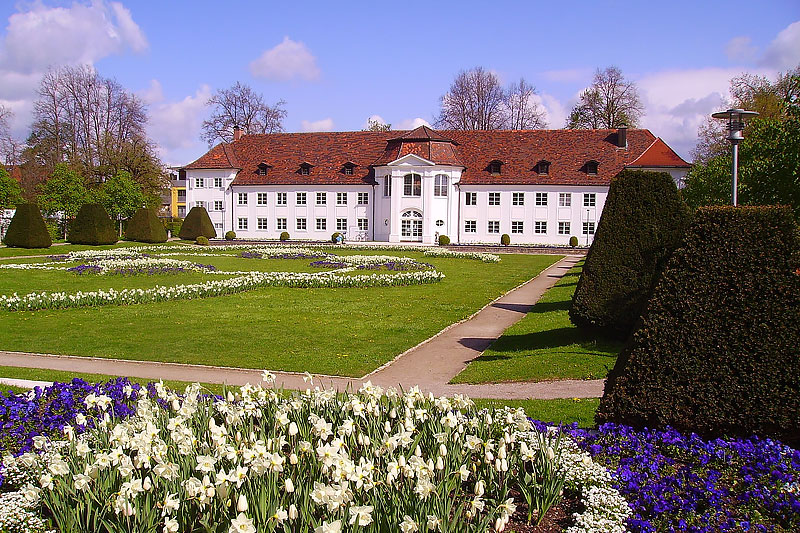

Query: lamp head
left=711, top=108, right=759, bottom=142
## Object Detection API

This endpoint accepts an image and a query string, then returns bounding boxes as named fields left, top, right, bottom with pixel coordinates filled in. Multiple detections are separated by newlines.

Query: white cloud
left=541, top=68, right=592, bottom=84
left=146, top=84, right=212, bottom=160
left=537, top=93, right=567, bottom=129
left=138, top=79, right=164, bottom=105
left=0, top=0, right=148, bottom=73
left=249, top=36, right=320, bottom=82
left=725, top=36, right=757, bottom=63
left=395, top=117, right=430, bottom=130
left=300, top=118, right=334, bottom=132
left=759, top=20, right=800, bottom=70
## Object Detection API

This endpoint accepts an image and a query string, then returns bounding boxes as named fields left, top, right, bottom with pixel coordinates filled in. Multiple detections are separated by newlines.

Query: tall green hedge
left=2, top=204, right=52, bottom=248
left=67, top=203, right=118, bottom=245
left=178, top=206, right=216, bottom=240
left=125, top=207, right=167, bottom=243
left=597, top=206, right=800, bottom=445
left=569, top=170, right=692, bottom=338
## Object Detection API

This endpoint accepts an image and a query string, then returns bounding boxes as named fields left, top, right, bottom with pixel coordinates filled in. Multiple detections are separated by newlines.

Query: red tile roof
left=627, top=137, right=691, bottom=168
left=182, top=127, right=687, bottom=186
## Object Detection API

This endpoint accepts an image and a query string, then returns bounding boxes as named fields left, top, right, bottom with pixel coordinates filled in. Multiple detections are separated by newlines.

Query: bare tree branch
left=201, top=82, right=286, bottom=144
left=567, top=66, right=644, bottom=129
left=505, top=78, right=547, bottom=129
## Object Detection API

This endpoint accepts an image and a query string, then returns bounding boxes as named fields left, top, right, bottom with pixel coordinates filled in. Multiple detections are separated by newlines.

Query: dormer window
left=488, top=160, right=503, bottom=174
left=257, top=163, right=271, bottom=176
left=536, top=160, right=550, bottom=175
left=299, top=163, right=313, bottom=176
left=342, top=162, right=357, bottom=176
left=585, top=160, right=599, bottom=175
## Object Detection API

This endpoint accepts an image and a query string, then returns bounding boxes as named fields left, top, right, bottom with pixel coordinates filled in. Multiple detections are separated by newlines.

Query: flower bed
left=1, top=379, right=624, bottom=533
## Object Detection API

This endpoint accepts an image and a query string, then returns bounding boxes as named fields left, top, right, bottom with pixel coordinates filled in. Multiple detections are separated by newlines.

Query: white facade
left=184, top=150, right=632, bottom=245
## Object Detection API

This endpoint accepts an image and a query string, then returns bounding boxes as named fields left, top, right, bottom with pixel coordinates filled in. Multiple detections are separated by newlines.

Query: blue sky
left=0, top=1, right=798, bottom=166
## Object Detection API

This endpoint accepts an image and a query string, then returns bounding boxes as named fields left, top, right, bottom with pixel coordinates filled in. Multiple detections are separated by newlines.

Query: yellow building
left=169, top=169, right=186, bottom=218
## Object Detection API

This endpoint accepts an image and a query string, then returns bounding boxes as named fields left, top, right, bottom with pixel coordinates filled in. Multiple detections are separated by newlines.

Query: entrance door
left=401, top=210, right=423, bottom=241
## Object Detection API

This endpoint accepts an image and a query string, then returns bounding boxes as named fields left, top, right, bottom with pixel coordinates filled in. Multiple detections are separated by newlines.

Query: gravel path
left=0, top=255, right=605, bottom=399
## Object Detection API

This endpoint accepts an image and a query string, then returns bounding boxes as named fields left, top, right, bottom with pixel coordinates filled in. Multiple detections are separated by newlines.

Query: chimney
left=233, top=126, right=242, bottom=142
left=616, top=125, right=628, bottom=148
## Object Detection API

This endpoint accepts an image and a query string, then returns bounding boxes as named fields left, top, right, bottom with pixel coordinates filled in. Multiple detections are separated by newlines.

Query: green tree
left=37, top=164, right=91, bottom=238
left=566, top=66, right=644, bottom=129
left=96, top=170, right=146, bottom=235
left=0, top=166, right=23, bottom=210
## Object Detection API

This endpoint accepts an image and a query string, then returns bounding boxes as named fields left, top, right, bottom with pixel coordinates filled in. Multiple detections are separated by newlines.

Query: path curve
left=0, top=255, right=605, bottom=399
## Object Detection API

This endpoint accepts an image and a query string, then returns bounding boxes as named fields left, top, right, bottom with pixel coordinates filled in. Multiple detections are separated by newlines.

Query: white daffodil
left=228, top=512, right=255, bottom=533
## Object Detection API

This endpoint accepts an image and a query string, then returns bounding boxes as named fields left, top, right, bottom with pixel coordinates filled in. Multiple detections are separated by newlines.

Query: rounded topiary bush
left=225, top=231, right=236, bottom=241
left=331, top=232, right=341, bottom=243
left=125, top=208, right=167, bottom=243
left=195, top=236, right=209, bottom=246
left=569, top=236, right=578, bottom=247
left=500, top=234, right=510, bottom=246
left=597, top=206, right=800, bottom=446
left=280, top=231, right=290, bottom=241
left=2, top=204, right=52, bottom=248
left=438, top=234, right=451, bottom=246
left=67, top=203, right=118, bottom=245
left=570, top=170, right=693, bottom=339
left=178, top=207, right=216, bottom=240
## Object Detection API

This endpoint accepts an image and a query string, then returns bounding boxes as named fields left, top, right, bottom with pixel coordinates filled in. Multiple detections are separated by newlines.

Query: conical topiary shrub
left=569, top=170, right=693, bottom=339
left=2, top=204, right=52, bottom=248
left=67, top=203, right=118, bottom=245
left=178, top=206, right=216, bottom=240
left=125, top=207, right=167, bottom=243
left=597, top=206, right=800, bottom=446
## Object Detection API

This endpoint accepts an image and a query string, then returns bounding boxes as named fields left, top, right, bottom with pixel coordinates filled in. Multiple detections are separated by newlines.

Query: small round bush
left=569, top=236, right=579, bottom=247
left=331, top=232, right=341, bottom=243
left=280, top=231, right=290, bottom=241
left=438, top=234, right=451, bottom=246
left=500, top=234, right=510, bottom=246
left=195, top=236, right=209, bottom=246
left=225, top=231, right=236, bottom=241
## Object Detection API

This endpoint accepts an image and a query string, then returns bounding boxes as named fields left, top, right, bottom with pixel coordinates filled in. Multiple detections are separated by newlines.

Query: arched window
left=403, top=173, right=421, bottom=197
left=401, top=210, right=423, bottom=241
left=434, top=174, right=448, bottom=197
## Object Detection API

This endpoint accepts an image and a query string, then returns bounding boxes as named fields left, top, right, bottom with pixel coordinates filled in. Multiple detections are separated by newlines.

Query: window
left=583, top=221, right=596, bottom=235
left=559, top=193, right=571, bottom=207
left=511, top=221, right=524, bottom=234
left=357, top=192, right=369, bottom=205
left=300, top=164, right=311, bottom=176
left=195, top=178, right=204, bottom=188
left=237, top=192, right=247, bottom=205
left=558, top=222, right=571, bottom=235
left=178, top=206, right=186, bottom=217
left=535, top=192, right=548, bottom=206
left=488, top=192, right=500, bottom=206
left=358, top=218, right=368, bottom=231
left=489, top=161, right=502, bottom=174
left=435, top=219, right=444, bottom=227
left=177, top=190, right=186, bottom=201
left=257, top=218, right=268, bottom=230
left=383, top=176, right=392, bottom=197
left=537, top=161, right=550, bottom=175
left=488, top=221, right=500, bottom=234
left=213, top=177, right=222, bottom=188
left=336, top=218, right=347, bottom=231
left=214, top=200, right=223, bottom=211
left=316, top=192, right=327, bottom=205
left=513, top=192, right=525, bottom=206
left=195, top=201, right=205, bottom=209
left=277, top=218, right=287, bottom=230
left=238, top=218, right=248, bottom=230
left=465, top=192, right=477, bottom=206
left=535, top=221, right=547, bottom=234
left=277, top=192, right=287, bottom=206
left=296, top=192, right=306, bottom=205
left=316, top=218, right=327, bottom=231
left=296, top=218, right=307, bottom=230
left=257, top=165, right=268, bottom=176
left=586, top=161, right=598, bottom=175
left=257, top=192, right=268, bottom=205
left=464, top=220, right=477, bottom=233
left=401, top=210, right=423, bottom=240
left=337, top=192, right=347, bottom=205
left=403, top=174, right=421, bottom=197
left=343, top=164, right=354, bottom=175
left=434, top=174, right=448, bottom=197
left=584, top=193, right=596, bottom=207
left=214, top=223, right=222, bottom=229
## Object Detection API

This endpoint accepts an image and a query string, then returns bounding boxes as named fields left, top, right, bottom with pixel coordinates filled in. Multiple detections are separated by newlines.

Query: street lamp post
left=711, top=108, right=759, bottom=206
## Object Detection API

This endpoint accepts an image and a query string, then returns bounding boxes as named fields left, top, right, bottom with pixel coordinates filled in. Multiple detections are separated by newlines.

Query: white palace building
left=181, top=125, right=690, bottom=245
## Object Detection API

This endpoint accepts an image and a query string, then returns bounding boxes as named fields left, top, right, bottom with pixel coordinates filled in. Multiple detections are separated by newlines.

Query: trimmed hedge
left=438, top=234, right=450, bottom=246
left=178, top=206, right=216, bottom=240
left=570, top=170, right=692, bottom=338
left=280, top=231, right=290, bottom=241
left=2, top=204, right=52, bottom=248
left=67, top=203, right=118, bottom=245
left=500, top=234, right=510, bottom=246
left=125, top=208, right=167, bottom=243
left=597, top=206, right=800, bottom=446
left=225, top=231, right=236, bottom=241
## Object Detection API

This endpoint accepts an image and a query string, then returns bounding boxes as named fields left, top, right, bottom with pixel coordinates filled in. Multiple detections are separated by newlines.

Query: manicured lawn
left=0, top=250, right=559, bottom=376
left=451, top=262, right=622, bottom=384
left=0, top=241, right=152, bottom=258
